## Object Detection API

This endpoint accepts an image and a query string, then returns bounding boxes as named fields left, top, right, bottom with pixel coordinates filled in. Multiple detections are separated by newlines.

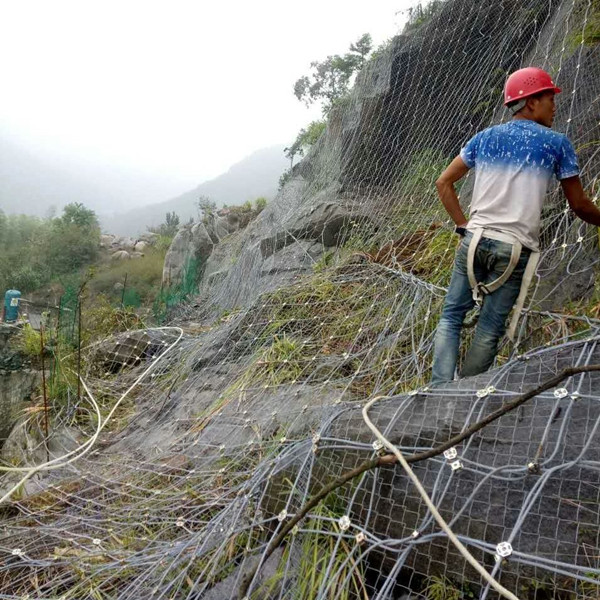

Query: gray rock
left=206, top=269, right=229, bottom=286
left=120, top=237, right=136, bottom=251
left=95, top=329, right=182, bottom=372
left=216, top=214, right=239, bottom=235
left=0, top=368, right=40, bottom=446
left=162, top=223, right=214, bottom=288
left=200, top=546, right=299, bottom=599
left=100, top=234, right=115, bottom=247
left=110, top=250, right=130, bottom=261
left=134, top=241, right=149, bottom=252
left=260, top=201, right=373, bottom=259
left=319, top=340, right=600, bottom=590
left=137, top=232, right=160, bottom=244
left=260, top=240, right=323, bottom=276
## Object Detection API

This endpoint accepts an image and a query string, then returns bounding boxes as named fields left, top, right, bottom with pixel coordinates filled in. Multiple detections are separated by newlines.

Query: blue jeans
left=430, top=231, right=530, bottom=385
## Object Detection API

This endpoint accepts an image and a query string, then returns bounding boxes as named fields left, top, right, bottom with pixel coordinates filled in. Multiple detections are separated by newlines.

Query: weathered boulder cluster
left=162, top=188, right=377, bottom=312
left=100, top=231, right=160, bottom=261
left=162, top=207, right=248, bottom=288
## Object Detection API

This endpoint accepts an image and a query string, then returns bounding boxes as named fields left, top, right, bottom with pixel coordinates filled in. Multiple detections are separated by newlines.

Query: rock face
left=110, top=250, right=130, bottom=261
left=0, top=369, right=39, bottom=445
left=95, top=328, right=182, bottom=372
left=162, top=222, right=214, bottom=288
left=0, top=325, right=41, bottom=447
left=161, top=0, right=600, bottom=319
left=160, top=208, right=262, bottom=289
left=100, top=233, right=159, bottom=255
left=3, top=3, right=599, bottom=599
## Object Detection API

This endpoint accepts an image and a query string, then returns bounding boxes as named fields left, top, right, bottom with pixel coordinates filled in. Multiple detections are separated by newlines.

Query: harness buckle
left=477, top=283, right=491, bottom=296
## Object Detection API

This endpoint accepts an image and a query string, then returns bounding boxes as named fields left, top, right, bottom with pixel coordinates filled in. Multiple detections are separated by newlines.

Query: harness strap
left=467, top=228, right=522, bottom=303
left=465, top=227, right=540, bottom=342
left=506, top=251, right=540, bottom=340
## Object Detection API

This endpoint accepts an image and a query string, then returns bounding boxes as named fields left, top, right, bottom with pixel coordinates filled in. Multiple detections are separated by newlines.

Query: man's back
left=461, top=119, right=579, bottom=250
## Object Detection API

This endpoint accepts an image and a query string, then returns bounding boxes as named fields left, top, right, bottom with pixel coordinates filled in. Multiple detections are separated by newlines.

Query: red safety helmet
left=503, top=67, right=561, bottom=106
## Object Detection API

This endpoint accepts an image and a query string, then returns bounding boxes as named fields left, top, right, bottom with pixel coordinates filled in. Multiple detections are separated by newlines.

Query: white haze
left=0, top=1, right=408, bottom=216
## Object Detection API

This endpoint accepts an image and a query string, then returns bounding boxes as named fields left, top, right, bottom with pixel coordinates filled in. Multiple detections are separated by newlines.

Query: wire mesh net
left=1, top=0, right=600, bottom=598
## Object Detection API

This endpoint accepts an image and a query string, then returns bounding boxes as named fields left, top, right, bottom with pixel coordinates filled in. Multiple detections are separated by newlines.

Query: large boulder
left=134, top=240, right=149, bottom=252
left=110, top=250, right=130, bottom=261
left=162, top=223, right=214, bottom=288
left=138, top=232, right=160, bottom=245
left=100, top=234, right=116, bottom=248
left=94, top=328, right=182, bottom=372
left=120, top=237, right=136, bottom=251
left=260, top=200, right=374, bottom=259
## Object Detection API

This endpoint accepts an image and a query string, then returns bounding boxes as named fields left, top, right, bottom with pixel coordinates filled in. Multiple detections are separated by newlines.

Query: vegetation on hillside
left=0, top=203, right=100, bottom=294
left=293, top=33, right=373, bottom=115
left=282, top=33, right=373, bottom=182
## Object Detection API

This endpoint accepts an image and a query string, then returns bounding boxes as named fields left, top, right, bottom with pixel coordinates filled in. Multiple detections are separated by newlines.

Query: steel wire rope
left=0, top=326, right=183, bottom=506
left=362, top=393, right=522, bottom=600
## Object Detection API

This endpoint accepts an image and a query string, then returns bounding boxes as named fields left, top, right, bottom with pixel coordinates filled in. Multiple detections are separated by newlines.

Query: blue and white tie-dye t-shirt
left=460, top=119, right=579, bottom=250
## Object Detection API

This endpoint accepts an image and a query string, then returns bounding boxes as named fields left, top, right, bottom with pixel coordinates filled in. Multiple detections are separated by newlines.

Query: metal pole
left=121, top=272, right=128, bottom=306
left=39, top=323, right=50, bottom=462
left=77, top=298, right=82, bottom=403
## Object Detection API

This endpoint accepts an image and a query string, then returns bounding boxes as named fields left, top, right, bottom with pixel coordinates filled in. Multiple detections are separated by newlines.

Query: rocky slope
left=0, top=1, right=599, bottom=598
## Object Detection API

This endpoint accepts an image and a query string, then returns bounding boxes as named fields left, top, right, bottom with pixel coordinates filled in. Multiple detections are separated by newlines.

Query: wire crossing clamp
left=476, top=386, right=496, bottom=398
left=372, top=440, right=386, bottom=456
left=495, top=541, right=513, bottom=563
left=553, top=388, right=568, bottom=399
left=444, top=446, right=462, bottom=471
left=443, top=447, right=458, bottom=460
left=338, top=515, right=351, bottom=531
left=355, top=532, right=367, bottom=545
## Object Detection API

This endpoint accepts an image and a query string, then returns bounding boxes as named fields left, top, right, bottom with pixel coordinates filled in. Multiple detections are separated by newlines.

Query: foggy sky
left=0, top=1, right=409, bottom=214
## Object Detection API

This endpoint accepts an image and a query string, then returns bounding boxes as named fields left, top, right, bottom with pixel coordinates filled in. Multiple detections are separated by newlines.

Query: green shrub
left=19, top=323, right=42, bottom=357
left=88, top=250, right=165, bottom=305
left=254, top=197, right=268, bottom=212
left=156, top=234, right=175, bottom=253
left=81, top=295, right=145, bottom=345
left=279, top=168, right=292, bottom=190
left=10, top=265, right=46, bottom=293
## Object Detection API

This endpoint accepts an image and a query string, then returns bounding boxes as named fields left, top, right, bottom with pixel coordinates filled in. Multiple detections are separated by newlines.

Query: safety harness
left=466, top=227, right=540, bottom=341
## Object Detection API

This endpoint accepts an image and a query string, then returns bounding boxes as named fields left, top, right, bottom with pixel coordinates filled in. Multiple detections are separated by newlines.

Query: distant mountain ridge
left=100, top=145, right=288, bottom=236
left=0, top=135, right=196, bottom=217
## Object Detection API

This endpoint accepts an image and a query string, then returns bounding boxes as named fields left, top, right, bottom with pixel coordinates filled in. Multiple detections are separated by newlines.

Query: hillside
left=0, top=1, right=599, bottom=599
left=100, top=145, right=288, bottom=236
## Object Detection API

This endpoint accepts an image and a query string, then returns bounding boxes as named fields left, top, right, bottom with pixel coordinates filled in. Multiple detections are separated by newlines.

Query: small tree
left=293, top=33, right=372, bottom=114
left=403, top=1, right=444, bottom=32
left=61, top=202, right=99, bottom=231
left=46, top=204, right=100, bottom=275
left=196, top=196, right=217, bottom=222
left=254, top=197, right=267, bottom=213
left=163, top=211, right=180, bottom=236
left=148, top=211, right=180, bottom=238
left=284, top=120, right=327, bottom=166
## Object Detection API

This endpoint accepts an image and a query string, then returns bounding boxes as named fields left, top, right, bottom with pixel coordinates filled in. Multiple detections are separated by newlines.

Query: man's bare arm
left=435, top=156, right=470, bottom=226
left=561, top=176, right=600, bottom=226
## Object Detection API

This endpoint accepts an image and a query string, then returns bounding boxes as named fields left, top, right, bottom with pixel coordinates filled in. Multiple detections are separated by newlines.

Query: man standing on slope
left=431, top=66, right=600, bottom=385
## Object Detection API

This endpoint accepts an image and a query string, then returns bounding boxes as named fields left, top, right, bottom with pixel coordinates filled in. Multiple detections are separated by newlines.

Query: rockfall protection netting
left=1, top=0, right=600, bottom=598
